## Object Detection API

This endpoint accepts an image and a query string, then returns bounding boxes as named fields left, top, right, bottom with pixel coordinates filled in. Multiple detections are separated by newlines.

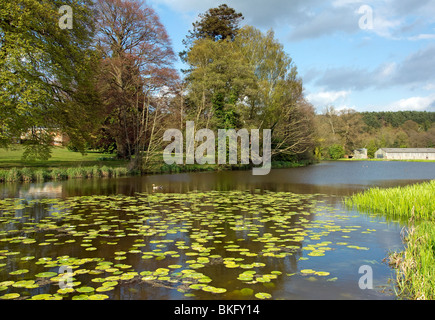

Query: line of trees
left=315, top=108, right=435, bottom=160
left=1, top=1, right=434, bottom=168
left=1, top=1, right=316, bottom=169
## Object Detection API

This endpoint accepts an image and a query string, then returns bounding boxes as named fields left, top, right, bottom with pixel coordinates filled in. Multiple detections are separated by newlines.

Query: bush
left=328, top=144, right=345, bottom=160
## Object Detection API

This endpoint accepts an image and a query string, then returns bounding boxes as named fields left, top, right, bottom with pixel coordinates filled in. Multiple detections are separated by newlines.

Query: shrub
left=328, top=144, right=345, bottom=160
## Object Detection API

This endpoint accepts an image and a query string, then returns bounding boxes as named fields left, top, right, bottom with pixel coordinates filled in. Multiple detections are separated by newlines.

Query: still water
left=0, top=161, right=434, bottom=300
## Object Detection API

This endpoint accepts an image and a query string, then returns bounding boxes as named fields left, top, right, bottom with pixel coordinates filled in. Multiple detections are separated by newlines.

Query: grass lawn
left=0, top=146, right=126, bottom=169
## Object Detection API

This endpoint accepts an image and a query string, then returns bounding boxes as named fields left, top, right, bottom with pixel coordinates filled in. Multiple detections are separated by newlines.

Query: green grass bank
left=345, top=180, right=435, bottom=300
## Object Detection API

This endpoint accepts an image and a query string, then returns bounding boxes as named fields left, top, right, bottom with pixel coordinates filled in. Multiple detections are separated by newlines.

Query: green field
left=0, top=146, right=126, bottom=169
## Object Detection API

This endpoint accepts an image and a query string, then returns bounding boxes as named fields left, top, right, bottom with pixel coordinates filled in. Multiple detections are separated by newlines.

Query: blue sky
left=148, top=0, right=435, bottom=113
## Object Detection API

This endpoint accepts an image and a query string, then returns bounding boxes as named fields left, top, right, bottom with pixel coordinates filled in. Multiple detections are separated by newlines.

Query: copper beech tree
left=95, top=0, right=178, bottom=165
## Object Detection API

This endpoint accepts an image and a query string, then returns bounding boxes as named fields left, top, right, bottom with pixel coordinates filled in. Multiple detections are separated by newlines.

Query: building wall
left=353, top=149, right=368, bottom=159
left=385, top=152, right=435, bottom=160
left=375, top=150, right=386, bottom=159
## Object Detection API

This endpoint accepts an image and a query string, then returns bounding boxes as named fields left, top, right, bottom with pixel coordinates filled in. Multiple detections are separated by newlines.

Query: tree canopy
left=0, top=0, right=100, bottom=159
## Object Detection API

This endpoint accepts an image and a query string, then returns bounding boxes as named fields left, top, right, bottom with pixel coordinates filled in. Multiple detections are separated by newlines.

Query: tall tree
left=187, top=4, right=244, bottom=42
left=95, top=0, right=178, bottom=162
left=235, top=26, right=315, bottom=157
left=180, top=4, right=244, bottom=66
left=0, top=0, right=100, bottom=159
left=185, top=38, right=256, bottom=130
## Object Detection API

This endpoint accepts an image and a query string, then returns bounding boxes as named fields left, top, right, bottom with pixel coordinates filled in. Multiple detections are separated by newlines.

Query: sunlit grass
left=345, top=181, right=435, bottom=222
left=0, top=146, right=126, bottom=169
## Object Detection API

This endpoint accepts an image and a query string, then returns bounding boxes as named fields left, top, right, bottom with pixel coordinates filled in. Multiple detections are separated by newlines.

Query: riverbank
left=0, top=147, right=313, bottom=183
left=345, top=180, right=435, bottom=300
left=339, top=158, right=435, bottom=163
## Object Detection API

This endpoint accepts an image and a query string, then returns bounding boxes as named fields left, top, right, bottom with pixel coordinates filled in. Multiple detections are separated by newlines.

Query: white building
left=353, top=148, right=368, bottom=159
left=374, top=148, right=435, bottom=160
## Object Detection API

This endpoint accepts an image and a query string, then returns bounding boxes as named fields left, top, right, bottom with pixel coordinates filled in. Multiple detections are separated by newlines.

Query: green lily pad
left=300, top=269, right=316, bottom=275
left=9, top=269, right=29, bottom=275
left=240, top=288, right=254, bottom=296
left=76, top=286, right=95, bottom=293
left=20, top=256, right=35, bottom=261
left=0, top=293, right=20, bottom=300
left=35, top=272, right=58, bottom=278
left=30, top=294, right=54, bottom=300
left=57, top=288, right=75, bottom=294
left=255, top=292, right=272, bottom=300
left=88, top=294, right=109, bottom=300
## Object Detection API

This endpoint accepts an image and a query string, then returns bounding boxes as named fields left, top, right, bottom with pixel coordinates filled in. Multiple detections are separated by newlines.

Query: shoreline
left=0, top=160, right=313, bottom=184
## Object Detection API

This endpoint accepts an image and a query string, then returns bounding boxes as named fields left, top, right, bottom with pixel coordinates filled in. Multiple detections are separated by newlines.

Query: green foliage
left=316, top=108, right=435, bottom=159
left=190, top=4, right=243, bottom=42
left=181, top=3, right=244, bottom=63
left=184, top=17, right=316, bottom=158
left=0, top=165, right=131, bottom=183
left=328, top=144, right=345, bottom=160
left=361, top=111, right=435, bottom=129
left=0, top=0, right=101, bottom=159
left=185, top=37, right=256, bottom=129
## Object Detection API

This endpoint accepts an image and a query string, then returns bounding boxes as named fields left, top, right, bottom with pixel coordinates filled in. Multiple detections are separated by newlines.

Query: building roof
left=378, top=148, right=435, bottom=153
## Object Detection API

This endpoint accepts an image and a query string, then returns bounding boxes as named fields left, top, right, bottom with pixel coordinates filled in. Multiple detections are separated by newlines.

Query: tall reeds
left=0, top=166, right=132, bottom=183
left=345, top=181, right=435, bottom=222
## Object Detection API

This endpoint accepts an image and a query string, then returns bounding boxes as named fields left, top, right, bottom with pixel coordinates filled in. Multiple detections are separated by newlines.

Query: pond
left=1, top=161, right=434, bottom=300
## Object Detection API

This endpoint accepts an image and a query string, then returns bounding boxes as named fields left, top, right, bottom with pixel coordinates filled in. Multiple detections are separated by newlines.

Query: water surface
left=0, top=161, right=434, bottom=300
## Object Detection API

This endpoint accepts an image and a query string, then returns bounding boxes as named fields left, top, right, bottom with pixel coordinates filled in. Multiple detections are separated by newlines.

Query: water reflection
left=1, top=161, right=434, bottom=199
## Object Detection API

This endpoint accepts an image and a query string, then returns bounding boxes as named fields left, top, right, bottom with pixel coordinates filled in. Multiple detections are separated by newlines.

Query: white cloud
left=408, top=34, right=435, bottom=41
left=306, top=90, right=351, bottom=108
left=384, top=94, right=435, bottom=112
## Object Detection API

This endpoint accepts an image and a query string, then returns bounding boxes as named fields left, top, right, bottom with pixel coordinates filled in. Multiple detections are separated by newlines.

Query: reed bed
left=346, top=180, right=435, bottom=300
left=389, top=222, right=435, bottom=300
left=0, top=166, right=131, bottom=183
left=345, top=181, right=435, bottom=221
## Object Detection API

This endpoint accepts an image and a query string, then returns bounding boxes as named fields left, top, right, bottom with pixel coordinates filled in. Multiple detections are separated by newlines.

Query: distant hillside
left=361, top=111, right=435, bottom=130
left=314, top=109, right=435, bottom=159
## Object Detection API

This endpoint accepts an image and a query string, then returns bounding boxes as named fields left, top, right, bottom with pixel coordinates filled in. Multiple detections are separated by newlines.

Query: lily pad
left=76, top=286, right=95, bottom=293
left=35, top=272, right=58, bottom=278
left=0, top=293, right=20, bottom=300
left=255, top=292, right=272, bottom=300
left=9, top=269, right=29, bottom=275
left=88, top=294, right=109, bottom=300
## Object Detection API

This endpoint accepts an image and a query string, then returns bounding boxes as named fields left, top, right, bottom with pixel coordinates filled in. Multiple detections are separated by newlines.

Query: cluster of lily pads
left=0, top=191, right=374, bottom=300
